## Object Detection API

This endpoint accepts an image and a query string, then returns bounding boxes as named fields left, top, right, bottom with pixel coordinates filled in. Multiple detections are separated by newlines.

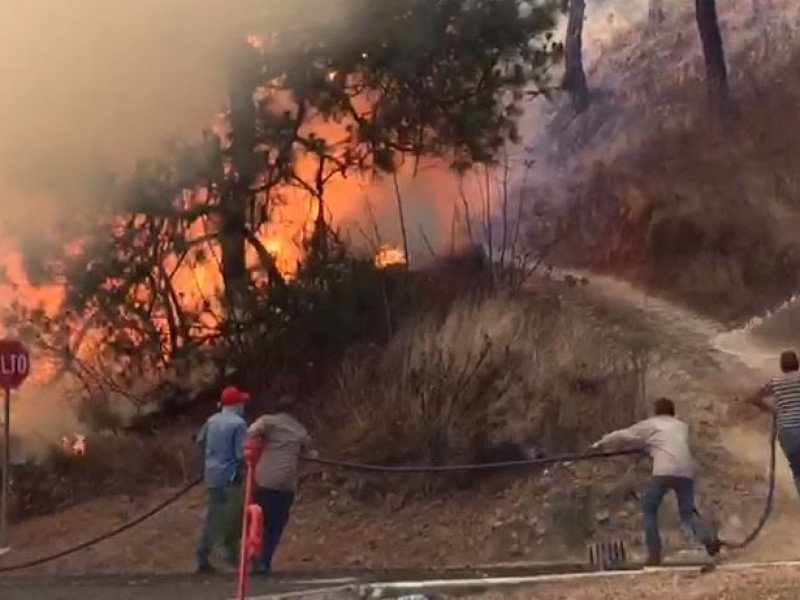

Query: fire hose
left=0, top=446, right=639, bottom=577
left=232, top=443, right=647, bottom=599
left=0, top=423, right=778, bottom=581
left=302, top=420, right=778, bottom=551
left=716, top=415, right=778, bottom=550
left=0, top=475, right=202, bottom=573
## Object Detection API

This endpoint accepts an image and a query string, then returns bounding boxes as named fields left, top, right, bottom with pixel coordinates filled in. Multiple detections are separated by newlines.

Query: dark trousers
left=779, top=427, right=800, bottom=500
left=253, top=487, right=295, bottom=572
left=642, top=476, right=713, bottom=557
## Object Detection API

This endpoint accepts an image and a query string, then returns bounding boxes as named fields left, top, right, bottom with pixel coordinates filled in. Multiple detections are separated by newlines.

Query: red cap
left=220, top=386, right=251, bottom=406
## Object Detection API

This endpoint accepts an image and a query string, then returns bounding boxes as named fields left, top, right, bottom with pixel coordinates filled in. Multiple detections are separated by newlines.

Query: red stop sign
left=0, top=340, right=30, bottom=390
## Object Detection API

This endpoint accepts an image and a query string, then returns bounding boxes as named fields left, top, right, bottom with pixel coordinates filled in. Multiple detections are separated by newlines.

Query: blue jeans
left=196, top=487, right=229, bottom=567
left=779, top=427, right=800, bottom=500
left=253, top=487, right=295, bottom=573
left=642, top=476, right=713, bottom=557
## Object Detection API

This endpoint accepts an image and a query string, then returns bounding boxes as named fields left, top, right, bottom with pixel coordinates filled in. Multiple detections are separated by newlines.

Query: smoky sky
left=0, top=0, right=645, bottom=234
left=0, top=0, right=302, bottom=222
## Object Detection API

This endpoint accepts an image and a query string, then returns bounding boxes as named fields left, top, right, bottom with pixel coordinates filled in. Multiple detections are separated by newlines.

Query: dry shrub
left=558, top=19, right=800, bottom=322
left=12, top=431, right=195, bottom=520
left=335, top=289, right=649, bottom=475
left=75, top=394, right=126, bottom=433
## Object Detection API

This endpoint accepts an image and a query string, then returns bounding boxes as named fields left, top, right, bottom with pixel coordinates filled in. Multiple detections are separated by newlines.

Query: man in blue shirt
left=195, top=385, right=249, bottom=573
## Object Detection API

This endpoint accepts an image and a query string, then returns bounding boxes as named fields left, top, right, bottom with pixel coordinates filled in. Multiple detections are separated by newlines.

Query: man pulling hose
left=747, top=350, right=800, bottom=500
left=592, top=397, right=721, bottom=566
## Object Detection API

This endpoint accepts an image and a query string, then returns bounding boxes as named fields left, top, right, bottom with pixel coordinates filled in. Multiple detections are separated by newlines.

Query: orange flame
left=61, top=433, right=86, bottom=456
left=0, top=32, right=504, bottom=390
left=374, top=244, right=406, bottom=268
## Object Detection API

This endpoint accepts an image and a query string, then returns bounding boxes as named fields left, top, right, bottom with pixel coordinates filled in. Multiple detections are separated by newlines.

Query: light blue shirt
left=196, top=406, right=247, bottom=488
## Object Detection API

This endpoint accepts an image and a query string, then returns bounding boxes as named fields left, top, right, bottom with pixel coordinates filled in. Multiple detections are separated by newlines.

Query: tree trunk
left=648, top=0, right=665, bottom=26
left=220, top=57, right=257, bottom=314
left=694, top=0, right=730, bottom=106
left=391, top=173, right=410, bottom=270
left=563, top=0, right=590, bottom=114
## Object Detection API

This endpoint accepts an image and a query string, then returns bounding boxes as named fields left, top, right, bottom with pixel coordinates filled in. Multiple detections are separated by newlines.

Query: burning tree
left=7, top=0, right=564, bottom=409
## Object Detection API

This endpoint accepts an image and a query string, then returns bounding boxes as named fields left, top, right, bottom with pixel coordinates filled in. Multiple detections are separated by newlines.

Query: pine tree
left=694, top=0, right=730, bottom=107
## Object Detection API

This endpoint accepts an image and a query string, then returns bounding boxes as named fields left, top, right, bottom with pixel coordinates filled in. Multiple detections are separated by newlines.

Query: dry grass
left=12, top=431, right=196, bottom=520
left=549, top=3, right=800, bottom=323
left=334, top=287, right=650, bottom=474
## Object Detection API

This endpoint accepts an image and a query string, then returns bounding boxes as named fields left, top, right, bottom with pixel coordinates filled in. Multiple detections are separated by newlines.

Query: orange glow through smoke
left=0, top=34, right=511, bottom=381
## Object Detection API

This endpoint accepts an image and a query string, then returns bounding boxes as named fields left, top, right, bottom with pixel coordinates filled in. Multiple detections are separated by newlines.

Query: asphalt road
left=0, top=564, right=600, bottom=600
left=0, top=562, right=710, bottom=600
left=0, top=573, right=358, bottom=600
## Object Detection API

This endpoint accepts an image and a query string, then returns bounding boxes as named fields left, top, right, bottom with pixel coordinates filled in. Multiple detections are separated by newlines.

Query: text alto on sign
left=0, top=354, right=28, bottom=377
left=0, top=340, right=32, bottom=390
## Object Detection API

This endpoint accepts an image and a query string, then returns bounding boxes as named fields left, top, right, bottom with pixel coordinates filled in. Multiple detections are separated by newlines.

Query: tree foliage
left=7, top=0, right=563, bottom=405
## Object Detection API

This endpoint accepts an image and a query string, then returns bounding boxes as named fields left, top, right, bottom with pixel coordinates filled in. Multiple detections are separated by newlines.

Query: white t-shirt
left=599, top=415, right=693, bottom=478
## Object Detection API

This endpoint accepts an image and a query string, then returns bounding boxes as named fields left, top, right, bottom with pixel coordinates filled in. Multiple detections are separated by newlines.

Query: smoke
left=0, top=0, right=359, bottom=232
left=0, top=0, right=358, bottom=445
left=0, top=0, right=661, bottom=445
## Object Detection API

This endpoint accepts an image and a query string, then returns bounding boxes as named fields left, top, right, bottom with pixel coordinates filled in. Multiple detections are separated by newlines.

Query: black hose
left=0, top=447, right=642, bottom=573
left=0, top=425, right=772, bottom=575
left=0, top=476, right=202, bottom=574
left=305, top=448, right=643, bottom=473
left=0, top=412, right=774, bottom=574
left=718, top=415, right=778, bottom=550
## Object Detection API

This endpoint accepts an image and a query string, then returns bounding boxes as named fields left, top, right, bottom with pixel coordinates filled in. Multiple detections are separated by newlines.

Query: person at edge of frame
left=747, top=349, right=800, bottom=500
left=591, top=396, right=722, bottom=567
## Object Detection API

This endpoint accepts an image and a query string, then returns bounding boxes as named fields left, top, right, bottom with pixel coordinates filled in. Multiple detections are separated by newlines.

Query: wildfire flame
left=246, top=34, right=264, bottom=50
left=374, top=244, right=406, bottom=268
left=61, top=433, right=87, bottom=456
left=0, top=28, right=486, bottom=406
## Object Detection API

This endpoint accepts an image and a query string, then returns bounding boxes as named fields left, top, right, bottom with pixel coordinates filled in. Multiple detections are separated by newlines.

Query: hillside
left=2, top=270, right=788, bottom=577
left=531, top=0, right=800, bottom=323
left=4, top=2, right=800, bottom=596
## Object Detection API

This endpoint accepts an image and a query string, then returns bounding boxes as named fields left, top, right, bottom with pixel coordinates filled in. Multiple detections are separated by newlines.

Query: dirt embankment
left=4, top=270, right=795, bottom=578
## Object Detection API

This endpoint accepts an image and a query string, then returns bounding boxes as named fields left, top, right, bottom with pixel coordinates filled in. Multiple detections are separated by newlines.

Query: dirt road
left=567, top=272, right=800, bottom=563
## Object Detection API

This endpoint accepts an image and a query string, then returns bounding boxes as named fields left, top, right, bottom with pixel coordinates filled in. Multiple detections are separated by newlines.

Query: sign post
left=0, top=340, right=31, bottom=554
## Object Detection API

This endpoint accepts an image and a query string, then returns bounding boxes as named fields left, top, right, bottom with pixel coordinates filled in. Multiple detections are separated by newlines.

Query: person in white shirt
left=592, top=397, right=720, bottom=566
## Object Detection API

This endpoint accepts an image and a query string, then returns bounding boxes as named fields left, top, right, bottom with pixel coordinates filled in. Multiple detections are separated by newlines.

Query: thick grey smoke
left=0, top=0, right=350, bottom=450
left=0, top=0, right=363, bottom=232
left=0, top=1, right=252, bottom=235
